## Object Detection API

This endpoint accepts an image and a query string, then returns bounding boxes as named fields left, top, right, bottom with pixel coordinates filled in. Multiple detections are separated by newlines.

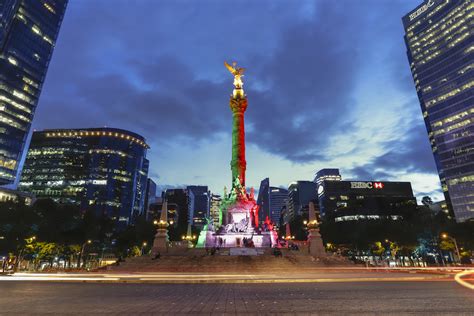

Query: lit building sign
left=350, top=182, right=384, bottom=189
left=409, top=0, right=434, bottom=21
left=92, top=179, right=107, bottom=185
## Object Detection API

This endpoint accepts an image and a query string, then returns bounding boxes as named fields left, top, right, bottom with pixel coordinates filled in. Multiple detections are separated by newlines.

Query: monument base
left=152, top=228, right=168, bottom=255
left=196, top=230, right=277, bottom=248
left=308, top=228, right=326, bottom=257
left=229, top=247, right=258, bottom=256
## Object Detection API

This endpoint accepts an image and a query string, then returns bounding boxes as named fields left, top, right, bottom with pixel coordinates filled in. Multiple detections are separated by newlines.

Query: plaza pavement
left=0, top=277, right=473, bottom=314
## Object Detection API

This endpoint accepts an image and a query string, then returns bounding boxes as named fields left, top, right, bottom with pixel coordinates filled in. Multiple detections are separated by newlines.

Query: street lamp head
left=143, top=242, right=147, bottom=246
left=87, top=240, right=92, bottom=244
left=153, top=220, right=158, bottom=225
left=441, top=233, right=448, bottom=239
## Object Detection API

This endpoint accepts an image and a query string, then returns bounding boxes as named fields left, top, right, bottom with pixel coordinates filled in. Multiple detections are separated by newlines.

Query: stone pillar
left=230, top=97, right=247, bottom=187
left=152, top=201, right=169, bottom=255
left=307, top=201, right=326, bottom=257
left=152, top=225, right=168, bottom=255
left=307, top=226, right=326, bottom=257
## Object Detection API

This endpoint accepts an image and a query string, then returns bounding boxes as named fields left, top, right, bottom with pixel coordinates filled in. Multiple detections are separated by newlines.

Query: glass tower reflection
left=0, top=0, right=67, bottom=184
left=403, top=0, right=474, bottom=222
left=19, top=128, right=149, bottom=229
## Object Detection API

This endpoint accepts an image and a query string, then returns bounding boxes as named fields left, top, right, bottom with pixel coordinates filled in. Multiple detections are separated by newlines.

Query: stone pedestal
left=308, top=228, right=326, bottom=257
left=152, top=228, right=168, bottom=255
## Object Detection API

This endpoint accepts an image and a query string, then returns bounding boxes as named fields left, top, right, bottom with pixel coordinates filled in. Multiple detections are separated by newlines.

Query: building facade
left=314, top=168, right=342, bottom=216
left=318, top=180, right=417, bottom=222
left=186, top=185, right=209, bottom=228
left=162, top=189, right=189, bottom=238
left=18, top=128, right=149, bottom=229
left=0, top=0, right=67, bottom=184
left=209, top=193, right=221, bottom=226
left=144, top=178, right=157, bottom=219
left=285, top=181, right=318, bottom=224
left=0, top=187, right=35, bottom=205
left=403, top=0, right=474, bottom=222
left=257, top=178, right=288, bottom=226
left=314, top=168, right=342, bottom=186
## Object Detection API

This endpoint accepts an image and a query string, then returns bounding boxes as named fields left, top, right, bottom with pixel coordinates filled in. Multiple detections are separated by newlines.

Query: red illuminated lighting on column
left=374, top=182, right=384, bottom=189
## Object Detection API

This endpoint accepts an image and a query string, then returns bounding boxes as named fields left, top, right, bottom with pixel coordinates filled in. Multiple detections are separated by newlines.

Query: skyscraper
left=0, top=0, right=67, bottom=185
left=314, top=168, right=342, bottom=186
left=257, top=178, right=288, bottom=225
left=403, top=0, right=473, bottom=222
left=161, top=189, right=189, bottom=238
left=144, top=178, right=157, bottom=217
left=18, top=128, right=149, bottom=229
left=318, top=180, right=417, bottom=221
left=186, top=185, right=209, bottom=228
left=209, top=193, right=222, bottom=226
left=314, top=168, right=342, bottom=216
left=286, top=181, right=318, bottom=223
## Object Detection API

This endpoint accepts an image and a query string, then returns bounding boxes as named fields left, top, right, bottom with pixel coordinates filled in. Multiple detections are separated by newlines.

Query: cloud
left=32, top=0, right=442, bottom=197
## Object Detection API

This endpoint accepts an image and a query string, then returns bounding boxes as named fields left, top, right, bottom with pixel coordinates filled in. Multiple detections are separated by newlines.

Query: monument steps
left=106, top=250, right=352, bottom=273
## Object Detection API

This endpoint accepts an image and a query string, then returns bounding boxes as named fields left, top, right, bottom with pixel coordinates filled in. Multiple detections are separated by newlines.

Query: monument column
left=225, top=61, right=248, bottom=189
left=230, top=98, right=247, bottom=187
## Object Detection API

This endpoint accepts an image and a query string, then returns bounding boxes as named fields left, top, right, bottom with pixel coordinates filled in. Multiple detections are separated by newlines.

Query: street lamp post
left=78, top=240, right=92, bottom=269
left=441, top=233, right=461, bottom=264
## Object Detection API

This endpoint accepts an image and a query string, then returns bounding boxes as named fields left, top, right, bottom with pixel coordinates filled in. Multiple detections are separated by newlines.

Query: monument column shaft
left=230, top=98, right=247, bottom=187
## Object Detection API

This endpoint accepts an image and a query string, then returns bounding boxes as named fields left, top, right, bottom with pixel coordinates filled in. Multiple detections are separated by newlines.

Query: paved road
left=0, top=269, right=464, bottom=283
left=0, top=278, right=472, bottom=314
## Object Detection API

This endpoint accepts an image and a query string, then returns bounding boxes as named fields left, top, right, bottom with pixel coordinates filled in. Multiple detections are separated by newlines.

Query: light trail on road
left=0, top=271, right=454, bottom=284
left=454, top=270, right=474, bottom=290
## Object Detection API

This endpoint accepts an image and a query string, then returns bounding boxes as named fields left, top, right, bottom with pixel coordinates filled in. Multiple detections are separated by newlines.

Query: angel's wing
left=224, top=61, right=236, bottom=75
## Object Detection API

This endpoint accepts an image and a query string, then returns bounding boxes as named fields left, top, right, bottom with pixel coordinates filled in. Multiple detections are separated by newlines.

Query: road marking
left=454, top=270, right=474, bottom=290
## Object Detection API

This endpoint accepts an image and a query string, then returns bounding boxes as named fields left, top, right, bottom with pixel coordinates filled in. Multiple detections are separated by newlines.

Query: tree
left=371, top=241, right=385, bottom=261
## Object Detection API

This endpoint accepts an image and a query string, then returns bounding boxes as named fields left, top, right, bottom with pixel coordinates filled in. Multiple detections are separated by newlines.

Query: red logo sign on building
left=374, top=182, right=384, bottom=189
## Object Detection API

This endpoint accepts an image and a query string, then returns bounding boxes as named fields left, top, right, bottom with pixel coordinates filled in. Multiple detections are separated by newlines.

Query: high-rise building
left=18, top=128, right=149, bottom=229
left=314, top=169, right=342, bottom=216
left=186, top=185, right=209, bottom=228
left=403, top=0, right=473, bottom=222
left=162, top=189, right=189, bottom=236
left=209, top=193, right=221, bottom=226
left=257, top=178, right=270, bottom=222
left=314, top=168, right=342, bottom=186
left=144, top=178, right=157, bottom=219
left=0, top=0, right=67, bottom=185
left=0, top=186, right=34, bottom=205
left=318, top=180, right=417, bottom=222
left=257, top=178, right=288, bottom=225
left=285, top=181, right=318, bottom=224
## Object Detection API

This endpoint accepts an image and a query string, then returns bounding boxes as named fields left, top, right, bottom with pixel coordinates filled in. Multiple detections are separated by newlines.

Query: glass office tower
left=403, top=0, right=473, bottom=222
left=257, top=178, right=288, bottom=225
left=186, top=185, right=210, bottom=228
left=19, top=128, right=149, bottom=229
left=0, top=0, right=67, bottom=185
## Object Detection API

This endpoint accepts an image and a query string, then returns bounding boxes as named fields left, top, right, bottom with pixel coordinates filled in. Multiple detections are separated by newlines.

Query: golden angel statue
left=224, top=61, right=245, bottom=90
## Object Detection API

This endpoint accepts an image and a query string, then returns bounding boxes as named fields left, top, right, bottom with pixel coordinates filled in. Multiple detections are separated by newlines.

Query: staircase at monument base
left=106, top=250, right=352, bottom=273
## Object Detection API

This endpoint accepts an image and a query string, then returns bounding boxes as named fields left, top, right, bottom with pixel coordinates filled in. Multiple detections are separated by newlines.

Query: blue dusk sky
left=34, top=0, right=443, bottom=201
